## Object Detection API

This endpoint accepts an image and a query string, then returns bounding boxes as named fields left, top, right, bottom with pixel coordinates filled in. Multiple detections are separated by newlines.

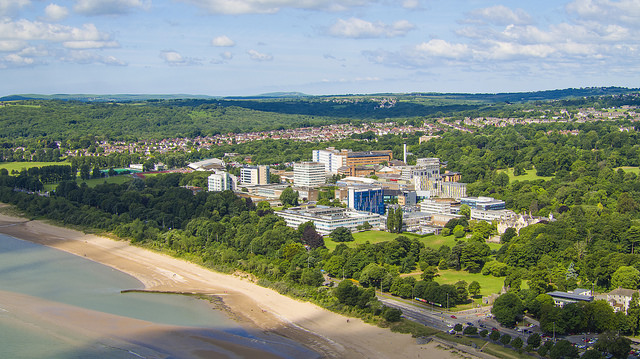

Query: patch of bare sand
left=0, top=211, right=483, bottom=359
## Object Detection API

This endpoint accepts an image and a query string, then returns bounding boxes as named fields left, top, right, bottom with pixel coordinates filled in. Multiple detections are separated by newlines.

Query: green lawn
left=325, top=230, right=502, bottom=252
left=436, top=269, right=505, bottom=299
left=0, top=161, right=69, bottom=173
left=616, top=166, right=640, bottom=174
left=43, top=175, right=133, bottom=191
left=498, top=167, right=553, bottom=182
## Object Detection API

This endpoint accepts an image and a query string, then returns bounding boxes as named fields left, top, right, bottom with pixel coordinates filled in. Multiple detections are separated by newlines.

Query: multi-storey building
left=208, top=171, right=235, bottom=192
left=240, top=165, right=270, bottom=185
left=347, top=186, right=385, bottom=215
left=313, top=147, right=393, bottom=174
left=461, top=197, right=506, bottom=210
left=293, top=162, right=326, bottom=187
left=312, top=147, right=347, bottom=174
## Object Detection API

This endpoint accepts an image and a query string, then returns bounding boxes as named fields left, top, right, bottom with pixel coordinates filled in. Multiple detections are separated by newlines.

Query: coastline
left=0, top=207, right=470, bottom=359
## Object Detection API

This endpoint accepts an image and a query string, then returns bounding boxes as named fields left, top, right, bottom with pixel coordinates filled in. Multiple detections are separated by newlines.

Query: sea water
left=0, top=234, right=243, bottom=358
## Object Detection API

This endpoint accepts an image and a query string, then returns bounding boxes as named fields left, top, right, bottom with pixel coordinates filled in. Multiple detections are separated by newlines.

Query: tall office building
left=240, top=165, right=270, bottom=185
left=312, top=148, right=346, bottom=174
left=293, top=162, right=326, bottom=187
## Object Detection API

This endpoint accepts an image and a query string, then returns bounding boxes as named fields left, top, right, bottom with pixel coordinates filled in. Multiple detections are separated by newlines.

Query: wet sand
left=0, top=209, right=474, bottom=358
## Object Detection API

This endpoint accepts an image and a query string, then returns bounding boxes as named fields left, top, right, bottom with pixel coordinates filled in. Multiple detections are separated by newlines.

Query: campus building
left=293, top=162, right=326, bottom=187
left=312, top=147, right=393, bottom=174
left=208, top=171, right=235, bottom=192
left=240, top=165, right=270, bottom=185
left=348, top=186, right=385, bottom=215
left=276, top=206, right=382, bottom=234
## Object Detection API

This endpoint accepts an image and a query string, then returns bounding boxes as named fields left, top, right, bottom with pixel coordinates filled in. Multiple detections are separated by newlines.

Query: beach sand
left=0, top=209, right=480, bottom=359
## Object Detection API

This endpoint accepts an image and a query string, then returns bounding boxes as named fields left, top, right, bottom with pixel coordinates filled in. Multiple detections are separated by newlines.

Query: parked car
left=450, top=315, right=457, bottom=319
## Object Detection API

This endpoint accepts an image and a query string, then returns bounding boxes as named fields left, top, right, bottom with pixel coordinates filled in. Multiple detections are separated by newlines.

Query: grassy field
left=325, top=230, right=502, bottom=252
left=498, top=167, right=553, bottom=182
left=616, top=166, right=640, bottom=174
left=43, top=175, right=133, bottom=191
left=0, top=161, right=69, bottom=173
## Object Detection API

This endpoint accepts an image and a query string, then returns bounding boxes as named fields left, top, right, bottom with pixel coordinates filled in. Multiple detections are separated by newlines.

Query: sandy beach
left=0, top=209, right=476, bottom=359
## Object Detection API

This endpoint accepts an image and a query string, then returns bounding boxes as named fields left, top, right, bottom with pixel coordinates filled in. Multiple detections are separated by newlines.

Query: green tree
left=358, top=263, right=387, bottom=288
left=499, top=333, right=511, bottom=346
left=468, top=281, right=481, bottom=297
left=580, top=350, right=604, bottom=359
left=594, top=331, right=631, bottom=359
left=549, top=339, right=579, bottom=359
left=463, top=325, right=477, bottom=335
left=511, top=337, right=523, bottom=351
left=489, top=330, right=500, bottom=341
left=300, top=268, right=324, bottom=287
left=611, top=265, right=640, bottom=289
left=279, top=186, right=299, bottom=207
left=330, top=227, right=354, bottom=242
left=454, top=323, right=463, bottom=332
left=527, top=333, right=541, bottom=348
left=491, top=292, right=524, bottom=327
left=382, top=307, right=402, bottom=322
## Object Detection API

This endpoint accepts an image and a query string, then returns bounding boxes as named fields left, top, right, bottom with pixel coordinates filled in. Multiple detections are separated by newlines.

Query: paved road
left=378, top=294, right=531, bottom=341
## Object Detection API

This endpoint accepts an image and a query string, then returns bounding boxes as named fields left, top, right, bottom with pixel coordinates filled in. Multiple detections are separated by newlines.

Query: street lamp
left=447, top=293, right=449, bottom=311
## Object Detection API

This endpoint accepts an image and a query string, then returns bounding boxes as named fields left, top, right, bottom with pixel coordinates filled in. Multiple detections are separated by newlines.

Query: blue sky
left=1, top=0, right=639, bottom=96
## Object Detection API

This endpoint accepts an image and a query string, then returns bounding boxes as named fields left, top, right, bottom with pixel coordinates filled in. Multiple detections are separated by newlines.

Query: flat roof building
left=294, top=162, right=326, bottom=187
left=276, top=206, right=382, bottom=235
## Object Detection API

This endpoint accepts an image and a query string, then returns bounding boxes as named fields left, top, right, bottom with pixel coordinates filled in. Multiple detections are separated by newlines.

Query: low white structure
left=188, top=158, right=225, bottom=171
left=470, top=208, right=516, bottom=222
left=276, top=206, right=381, bottom=235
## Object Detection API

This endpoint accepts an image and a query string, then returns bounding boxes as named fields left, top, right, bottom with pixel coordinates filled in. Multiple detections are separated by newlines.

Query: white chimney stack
left=403, top=143, right=407, bottom=164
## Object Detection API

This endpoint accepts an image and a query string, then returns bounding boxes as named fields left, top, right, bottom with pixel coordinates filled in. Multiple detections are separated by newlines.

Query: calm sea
left=0, top=233, right=244, bottom=358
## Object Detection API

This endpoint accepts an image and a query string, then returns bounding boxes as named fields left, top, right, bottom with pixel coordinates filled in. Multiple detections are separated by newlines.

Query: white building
left=240, top=165, right=269, bottom=185
left=208, top=171, right=235, bottom=192
left=420, top=199, right=458, bottom=215
left=276, top=206, right=382, bottom=235
left=188, top=158, right=225, bottom=171
left=293, top=162, right=326, bottom=187
left=470, top=208, right=517, bottom=222
left=312, top=148, right=347, bottom=174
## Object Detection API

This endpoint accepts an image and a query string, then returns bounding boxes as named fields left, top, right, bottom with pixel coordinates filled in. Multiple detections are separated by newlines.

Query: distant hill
left=0, top=94, right=219, bottom=102
left=2, top=87, right=638, bottom=103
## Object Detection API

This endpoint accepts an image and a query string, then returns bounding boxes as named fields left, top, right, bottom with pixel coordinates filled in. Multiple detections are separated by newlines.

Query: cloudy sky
left=1, top=0, right=639, bottom=96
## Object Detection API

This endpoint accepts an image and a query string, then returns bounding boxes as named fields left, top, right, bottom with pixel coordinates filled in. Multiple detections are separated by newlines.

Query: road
left=378, top=294, right=531, bottom=341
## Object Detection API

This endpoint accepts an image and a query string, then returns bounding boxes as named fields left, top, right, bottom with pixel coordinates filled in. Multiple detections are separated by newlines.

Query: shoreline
left=0, top=207, right=472, bottom=358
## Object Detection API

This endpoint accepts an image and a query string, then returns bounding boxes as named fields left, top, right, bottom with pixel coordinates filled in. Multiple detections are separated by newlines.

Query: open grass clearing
left=616, top=166, right=640, bottom=174
left=43, top=175, right=133, bottom=191
left=325, top=231, right=502, bottom=252
left=498, top=167, right=553, bottom=182
left=0, top=161, right=69, bottom=173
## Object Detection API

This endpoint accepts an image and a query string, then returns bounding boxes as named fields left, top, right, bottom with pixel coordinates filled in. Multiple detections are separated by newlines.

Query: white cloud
left=0, top=40, right=27, bottom=52
left=0, top=19, right=116, bottom=44
left=45, top=4, right=69, bottom=21
left=402, top=0, right=419, bottom=9
left=567, top=0, right=640, bottom=26
left=176, top=0, right=374, bottom=15
left=414, top=39, right=470, bottom=59
left=328, top=17, right=415, bottom=38
left=211, top=35, right=235, bottom=47
left=0, top=0, right=30, bottom=16
left=74, top=0, right=149, bottom=16
left=220, top=51, right=232, bottom=59
left=467, top=5, right=533, bottom=26
left=63, top=40, right=119, bottom=49
left=248, top=49, right=272, bottom=61
left=61, top=50, right=126, bottom=65
left=159, top=50, right=201, bottom=65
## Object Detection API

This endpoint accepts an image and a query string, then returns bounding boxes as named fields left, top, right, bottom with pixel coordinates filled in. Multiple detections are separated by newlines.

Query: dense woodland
left=2, top=90, right=640, bottom=357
